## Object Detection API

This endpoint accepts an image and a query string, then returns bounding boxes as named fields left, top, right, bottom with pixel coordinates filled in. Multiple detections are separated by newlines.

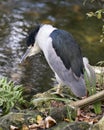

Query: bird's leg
left=56, top=83, right=62, bottom=94
left=52, top=83, right=64, bottom=97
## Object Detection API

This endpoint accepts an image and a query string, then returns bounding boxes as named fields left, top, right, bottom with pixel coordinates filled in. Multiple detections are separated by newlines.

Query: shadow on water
left=0, top=0, right=103, bottom=96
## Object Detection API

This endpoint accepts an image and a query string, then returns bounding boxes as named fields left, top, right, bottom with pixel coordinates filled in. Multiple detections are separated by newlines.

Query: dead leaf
left=10, top=125, right=19, bottom=130
left=22, top=124, right=29, bottom=130
left=36, top=115, right=46, bottom=129
left=29, top=124, right=39, bottom=129
left=45, top=116, right=56, bottom=128
left=38, top=120, right=46, bottom=129
left=64, top=118, right=70, bottom=122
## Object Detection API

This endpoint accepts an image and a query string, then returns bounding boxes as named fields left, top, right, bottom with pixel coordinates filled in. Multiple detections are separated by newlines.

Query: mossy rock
left=48, top=121, right=90, bottom=130
left=0, top=111, right=40, bottom=129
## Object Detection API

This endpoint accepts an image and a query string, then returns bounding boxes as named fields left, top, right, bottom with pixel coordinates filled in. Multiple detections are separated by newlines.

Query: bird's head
left=20, top=25, right=41, bottom=63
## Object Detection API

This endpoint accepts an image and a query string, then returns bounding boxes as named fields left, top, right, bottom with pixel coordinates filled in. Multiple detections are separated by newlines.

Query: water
left=0, top=0, right=103, bottom=96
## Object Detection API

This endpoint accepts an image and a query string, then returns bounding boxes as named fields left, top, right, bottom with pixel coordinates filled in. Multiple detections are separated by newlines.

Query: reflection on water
left=0, top=0, right=103, bottom=95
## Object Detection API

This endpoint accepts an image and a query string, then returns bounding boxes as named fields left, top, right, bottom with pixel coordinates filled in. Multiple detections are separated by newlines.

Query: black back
left=26, top=25, right=40, bottom=47
left=50, top=29, right=84, bottom=77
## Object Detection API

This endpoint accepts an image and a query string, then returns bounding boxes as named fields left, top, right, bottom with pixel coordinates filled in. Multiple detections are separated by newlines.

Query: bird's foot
left=51, top=91, right=64, bottom=97
left=51, top=85, right=64, bottom=97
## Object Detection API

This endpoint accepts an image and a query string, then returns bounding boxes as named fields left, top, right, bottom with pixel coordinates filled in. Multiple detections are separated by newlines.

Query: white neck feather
left=36, top=24, right=56, bottom=50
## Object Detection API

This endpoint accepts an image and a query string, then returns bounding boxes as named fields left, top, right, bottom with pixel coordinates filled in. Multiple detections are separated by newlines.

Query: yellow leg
left=52, top=83, right=64, bottom=97
left=56, top=84, right=62, bottom=94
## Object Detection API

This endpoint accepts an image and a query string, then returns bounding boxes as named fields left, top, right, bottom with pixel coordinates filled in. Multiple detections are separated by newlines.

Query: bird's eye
left=31, top=43, right=34, bottom=46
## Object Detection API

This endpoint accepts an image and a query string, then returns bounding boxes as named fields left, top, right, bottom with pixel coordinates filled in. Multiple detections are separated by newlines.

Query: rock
left=0, top=112, right=24, bottom=129
left=49, top=121, right=90, bottom=130
left=0, top=111, right=40, bottom=129
left=0, top=111, right=91, bottom=130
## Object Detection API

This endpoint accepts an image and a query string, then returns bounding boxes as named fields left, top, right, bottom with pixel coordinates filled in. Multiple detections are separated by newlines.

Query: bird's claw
left=51, top=86, right=64, bottom=97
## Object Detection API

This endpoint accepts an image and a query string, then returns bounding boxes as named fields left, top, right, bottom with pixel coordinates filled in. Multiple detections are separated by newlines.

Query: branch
left=70, top=90, right=104, bottom=108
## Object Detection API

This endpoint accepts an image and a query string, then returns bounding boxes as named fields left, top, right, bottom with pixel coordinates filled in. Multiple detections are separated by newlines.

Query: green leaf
left=0, top=77, right=26, bottom=114
left=93, top=101, right=102, bottom=114
left=96, top=11, right=102, bottom=19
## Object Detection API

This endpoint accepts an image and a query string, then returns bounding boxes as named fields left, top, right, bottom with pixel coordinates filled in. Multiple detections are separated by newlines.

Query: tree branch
left=70, top=90, right=104, bottom=108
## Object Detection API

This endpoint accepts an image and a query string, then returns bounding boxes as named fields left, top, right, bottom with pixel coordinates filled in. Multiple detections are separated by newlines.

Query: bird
left=20, top=24, right=87, bottom=98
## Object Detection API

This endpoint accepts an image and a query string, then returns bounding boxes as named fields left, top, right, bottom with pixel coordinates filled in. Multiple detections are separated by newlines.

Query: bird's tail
left=83, top=57, right=96, bottom=87
left=65, top=57, right=96, bottom=97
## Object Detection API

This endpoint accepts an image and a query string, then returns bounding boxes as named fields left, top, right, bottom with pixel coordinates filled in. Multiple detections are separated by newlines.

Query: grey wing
left=46, top=29, right=86, bottom=97
left=50, top=29, right=84, bottom=77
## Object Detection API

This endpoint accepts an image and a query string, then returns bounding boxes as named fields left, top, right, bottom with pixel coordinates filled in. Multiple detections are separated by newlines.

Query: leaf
left=36, top=115, right=43, bottom=124
left=0, top=77, right=26, bottom=114
left=10, top=125, right=19, bottom=130
left=96, top=11, right=102, bottom=19
left=93, top=101, right=102, bottom=114
left=44, top=116, right=56, bottom=128
left=28, top=124, right=39, bottom=129
left=22, top=125, right=29, bottom=130
left=86, top=12, right=94, bottom=17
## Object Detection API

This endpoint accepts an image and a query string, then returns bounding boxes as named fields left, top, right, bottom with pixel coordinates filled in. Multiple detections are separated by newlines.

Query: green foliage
left=0, top=77, right=25, bottom=114
left=86, top=9, right=104, bottom=19
left=84, top=70, right=96, bottom=96
left=84, top=71, right=102, bottom=114
left=93, top=102, right=102, bottom=115
left=83, top=0, right=103, bottom=114
left=32, top=96, right=77, bottom=121
left=86, top=9, right=104, bottom=43
left=96, top=61, right=104, bottom=87
left=84, top=0, right=104, bottom=43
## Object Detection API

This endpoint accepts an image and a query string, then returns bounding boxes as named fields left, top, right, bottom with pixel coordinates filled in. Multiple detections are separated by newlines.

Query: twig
left=70, top=90, right=104, bottom=108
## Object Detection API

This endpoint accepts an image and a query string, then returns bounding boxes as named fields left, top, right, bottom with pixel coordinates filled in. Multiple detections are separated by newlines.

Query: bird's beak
left=20, top=47, right=32, bottom=63
left=20, top=44, right=41, bottom=63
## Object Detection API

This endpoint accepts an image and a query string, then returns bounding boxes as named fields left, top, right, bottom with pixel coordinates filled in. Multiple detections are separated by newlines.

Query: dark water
left=0, top=0, right=103, bottom=95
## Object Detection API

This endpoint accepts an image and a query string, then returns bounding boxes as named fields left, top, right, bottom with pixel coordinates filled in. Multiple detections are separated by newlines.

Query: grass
left=84, top=70, right=102, bottom=114
left=0, top=77, right=26, bottom=115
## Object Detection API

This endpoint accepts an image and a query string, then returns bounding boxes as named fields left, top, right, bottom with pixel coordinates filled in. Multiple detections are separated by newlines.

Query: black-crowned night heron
left=21, top=24, right=87, bottom=98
